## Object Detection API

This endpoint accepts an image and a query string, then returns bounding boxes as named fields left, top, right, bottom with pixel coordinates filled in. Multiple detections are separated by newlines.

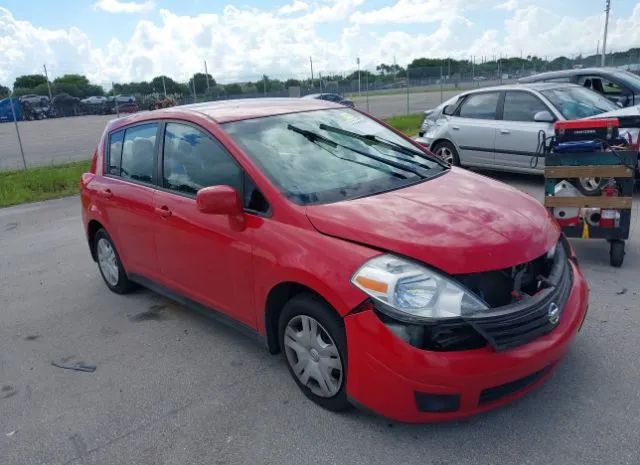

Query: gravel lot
left=1, top=172, right=639, bottom=465
left=0, top=91, right=461, bottom=171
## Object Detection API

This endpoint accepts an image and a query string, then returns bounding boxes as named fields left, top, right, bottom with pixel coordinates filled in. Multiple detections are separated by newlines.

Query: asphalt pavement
left=1, top=172, right=639, bottom=465
left=0, top=91, right=462, bottom=171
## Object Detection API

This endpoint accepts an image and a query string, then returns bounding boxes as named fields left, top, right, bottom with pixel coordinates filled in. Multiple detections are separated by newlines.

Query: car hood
left=305, top=168, right=560, bottom=275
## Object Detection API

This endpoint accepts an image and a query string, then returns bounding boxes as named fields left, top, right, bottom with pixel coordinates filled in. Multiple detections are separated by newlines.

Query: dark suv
left=519, top=67, right=640, bottom=107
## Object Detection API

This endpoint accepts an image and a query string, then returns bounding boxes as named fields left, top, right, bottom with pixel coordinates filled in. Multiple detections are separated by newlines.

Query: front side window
left=162, top=123, right=242, bottom=196
left=458, top=93, right=499, bottom=120
left=120, top=123, right=157, bottom=183
left=107, top=130, right=124, bottom=175
left=223, top=108, right=445, bottom=205
left=541, top=86, right=618, bottom=119
left=503, top=92, right=549, bottom=122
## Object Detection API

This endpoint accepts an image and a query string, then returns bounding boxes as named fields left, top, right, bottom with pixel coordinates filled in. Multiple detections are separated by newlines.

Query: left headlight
left=351, top=254, right=488, bottom=323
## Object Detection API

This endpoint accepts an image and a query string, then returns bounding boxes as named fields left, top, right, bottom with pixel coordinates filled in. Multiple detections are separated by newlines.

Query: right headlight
left=351, top=254, right=488, bottom=323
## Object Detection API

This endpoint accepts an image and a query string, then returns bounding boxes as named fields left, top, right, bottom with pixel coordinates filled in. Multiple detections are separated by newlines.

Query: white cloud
left=1, top=2, right=640, bottom=90
left=277, top=1, right=310, bottom=15
left=93, top=0, right=155, bottom=14
left=495, top=0, right=519, bottom=11
left=350, top=0, right=460, bottom=24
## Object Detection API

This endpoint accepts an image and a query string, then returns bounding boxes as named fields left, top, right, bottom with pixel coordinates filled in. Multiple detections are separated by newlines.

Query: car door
left=152, top=121, right=263, bottom=328
left=93, top=122, right=162, bottom=280
left=447, top=91, right=501, bottom=166
left=494, top=90, right=554, bottom=173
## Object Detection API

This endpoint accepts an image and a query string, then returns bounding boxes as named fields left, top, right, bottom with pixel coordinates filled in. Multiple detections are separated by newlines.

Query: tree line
left=2, top=47, right=638, bottom=100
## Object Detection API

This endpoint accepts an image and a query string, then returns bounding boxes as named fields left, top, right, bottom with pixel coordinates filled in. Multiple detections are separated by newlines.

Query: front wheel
left=432, top=141, right=460, bottom=166
left=279, top=294, right=350, bottom=412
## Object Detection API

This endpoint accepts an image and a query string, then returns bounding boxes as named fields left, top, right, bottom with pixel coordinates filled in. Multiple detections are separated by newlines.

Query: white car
left=82, top=96, right=108, bottom=105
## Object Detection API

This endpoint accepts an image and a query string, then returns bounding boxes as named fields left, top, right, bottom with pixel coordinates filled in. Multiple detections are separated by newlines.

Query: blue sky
left=1, top=1, right=639, bottom=86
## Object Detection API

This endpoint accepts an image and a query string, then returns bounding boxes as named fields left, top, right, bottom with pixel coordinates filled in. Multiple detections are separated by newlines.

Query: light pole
left=601, top=0, right=611, bottom=67
left=357, top=57, right=361, bottom=96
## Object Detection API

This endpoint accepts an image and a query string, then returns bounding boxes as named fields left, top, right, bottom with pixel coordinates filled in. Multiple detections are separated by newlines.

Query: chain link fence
left=2, top=51, right=640, bottom=171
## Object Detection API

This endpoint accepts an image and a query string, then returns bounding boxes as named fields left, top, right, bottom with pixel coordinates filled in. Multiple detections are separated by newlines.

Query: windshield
left=541, top=86, right=619, bottom=119
left=613, top=70, right=640, bottom=90
left=223, top=109, right=445, bottom=205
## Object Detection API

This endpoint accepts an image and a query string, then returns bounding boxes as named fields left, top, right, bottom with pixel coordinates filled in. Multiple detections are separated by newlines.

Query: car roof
left=110, top=98, right=341, bottom=129
left=519, top=67, right=622, bottom=82
left=458, top=82, right=581, bottom=97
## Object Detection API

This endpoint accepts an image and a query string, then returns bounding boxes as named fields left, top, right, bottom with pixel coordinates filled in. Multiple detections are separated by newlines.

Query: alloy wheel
left=283, top=315, right=343, bottom=398
left=97, top=238, right=119, bottom=286
left=436, top=146, right=455, bottom=165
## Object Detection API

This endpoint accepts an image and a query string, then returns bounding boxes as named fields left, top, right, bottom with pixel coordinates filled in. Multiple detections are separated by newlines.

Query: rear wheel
left=609, top=240, right=625, bottom=267
left=94, top=229, right=136, bottom=294
left=279, top=294, right=350, bottom=412
left=432, top=141, right=460, bottom=166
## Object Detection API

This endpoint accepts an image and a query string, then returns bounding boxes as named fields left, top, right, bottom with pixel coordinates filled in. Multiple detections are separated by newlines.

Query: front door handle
left=98, top=189, right=113, bottom=199
left=500, top=129, right=510, bottom=134
left=154, top=206, right=172, bottom=218
left=451, top=125, right=460, bottom=130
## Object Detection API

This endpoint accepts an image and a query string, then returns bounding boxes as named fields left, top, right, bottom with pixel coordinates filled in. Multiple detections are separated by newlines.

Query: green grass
left=383, top=113, right=424, bottom=137
left=0, top=160, right=90, bottom=208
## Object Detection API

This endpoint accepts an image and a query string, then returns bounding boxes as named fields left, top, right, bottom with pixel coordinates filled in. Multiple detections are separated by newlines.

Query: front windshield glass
left=541, top=86, right=619, bottom=119
left=223, top=109, right=445, bottom=205
left=614, top=70, right=640, bottom=89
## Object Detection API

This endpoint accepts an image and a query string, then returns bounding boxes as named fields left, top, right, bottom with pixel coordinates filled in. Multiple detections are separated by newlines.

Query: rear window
left=458, top=93, right=499, bottom=119
left=107, top=130, right=124, bottom=175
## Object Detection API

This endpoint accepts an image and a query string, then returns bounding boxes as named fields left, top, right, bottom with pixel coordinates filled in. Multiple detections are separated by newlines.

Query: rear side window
left=162, top=123, right=242, bottom=195
left=503, top=92, right=549, bottom=122
left=107, top=130, right=124, bottom=175
left=458, top=93, right=499, bottom=119
left=121, top=124, right=158, bottom=183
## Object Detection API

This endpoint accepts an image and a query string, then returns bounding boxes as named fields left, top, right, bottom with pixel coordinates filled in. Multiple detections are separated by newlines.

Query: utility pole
left=263, top=75, right=267, bottom=96
left=357, top=57, right=361, bottom=96
left=8, top=90, right=27, bottom=170
left=192, top=76, right=197, bottom=102
left=204, top=60, right=210, bottom=91
left=162, top=76, right=167, bottom=96
left=43, top=64, right=53, bottom=100
left=112, top=82, right=120, bottom=117
left=601, top=0, right=611, bottom=67
left=309, top=56, right=314, bottom=85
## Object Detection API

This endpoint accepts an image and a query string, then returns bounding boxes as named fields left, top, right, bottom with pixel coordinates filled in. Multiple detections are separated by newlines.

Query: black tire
left=432, top=141, right=461, bottom=166
left=609, top=240, right=625, bottom=267
left=94, top=229, right=136, bottom=294
left=278, top=294, right=351, bottom=412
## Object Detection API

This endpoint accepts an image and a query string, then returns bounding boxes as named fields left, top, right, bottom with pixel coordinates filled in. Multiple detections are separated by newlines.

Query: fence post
left=365, top=73, right=370, bottom=114
left=8, top=92, right=27, bottom=170
left=406, top=67, right=410, bottom=115
left=440, top=65, right=444, bottom=104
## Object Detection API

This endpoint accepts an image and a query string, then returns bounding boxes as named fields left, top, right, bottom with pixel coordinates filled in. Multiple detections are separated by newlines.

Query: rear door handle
left=500, top=129, right=510, bottom=134
left=98, top=189, right=113, bottom=199
left=452, top=125, right=460, bottom=130
left=154, top=206, right=172, bottom=218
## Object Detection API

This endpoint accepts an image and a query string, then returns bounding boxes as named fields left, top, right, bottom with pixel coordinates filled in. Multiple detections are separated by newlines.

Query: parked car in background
left=415, top=83, right=624, bottom=192
left=82, top=96, right=108, bottom=105
left=519, top=67, right=640, bottom=107
left=81, top=98, right=589, bottom=422
left=302, top=93, right=354, bottom=107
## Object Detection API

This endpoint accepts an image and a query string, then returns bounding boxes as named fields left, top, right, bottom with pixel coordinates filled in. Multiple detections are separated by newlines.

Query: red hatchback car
left=81, top=99, right=589, bottom=422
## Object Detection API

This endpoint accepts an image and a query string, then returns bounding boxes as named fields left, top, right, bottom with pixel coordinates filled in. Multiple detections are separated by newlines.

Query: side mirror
left=533, top=110, right=555, bottom=123
left=443, top=105, right=455, bottom=116
left=196, top=185, right=243, bottom=216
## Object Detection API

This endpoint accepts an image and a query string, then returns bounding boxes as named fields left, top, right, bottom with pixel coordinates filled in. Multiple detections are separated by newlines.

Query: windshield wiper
left=318, top=124, right=449, bottom=168
left=287, top=125, right=429, bottom=178
left=286, top=125, right=408, bottom=179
